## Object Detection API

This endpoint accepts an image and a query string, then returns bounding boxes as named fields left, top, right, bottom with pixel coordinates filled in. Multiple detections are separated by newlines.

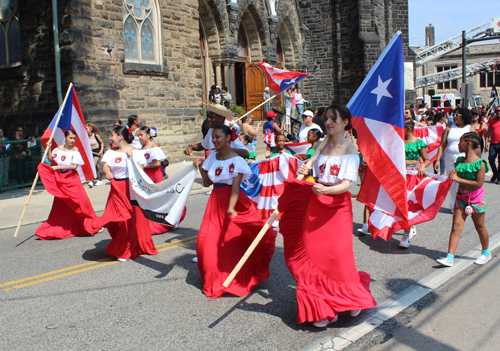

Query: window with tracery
left=0, top=0, right=22, bottom=69
left=123, top=0, right=161, bottom=64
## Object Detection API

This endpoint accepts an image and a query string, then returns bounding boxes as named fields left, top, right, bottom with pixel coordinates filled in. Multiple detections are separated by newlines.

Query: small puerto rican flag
left=259, top=62, right=309, bottom=95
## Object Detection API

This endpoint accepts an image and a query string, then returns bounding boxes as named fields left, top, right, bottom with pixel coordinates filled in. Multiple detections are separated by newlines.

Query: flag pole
left=486, top=95, right=499, bottom=116
left=13, top=85, right=72, bottom=238
left=230, top=95, right=277, bottom=125
left=222, top=134, right=330, bottom=288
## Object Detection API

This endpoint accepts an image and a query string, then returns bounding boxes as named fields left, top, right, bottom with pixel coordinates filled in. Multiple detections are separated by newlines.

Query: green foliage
left=230, top=104, right=246, bottom=116
left=308, top=105, right=318, bottom=111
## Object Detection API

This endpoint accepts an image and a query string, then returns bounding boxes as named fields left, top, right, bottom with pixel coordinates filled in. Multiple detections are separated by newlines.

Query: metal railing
left=0, top=138, right=44, bottom=191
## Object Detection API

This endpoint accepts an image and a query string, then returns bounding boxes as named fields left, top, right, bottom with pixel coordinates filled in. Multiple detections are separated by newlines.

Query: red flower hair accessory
left=127, top=127, right=132, bottom=133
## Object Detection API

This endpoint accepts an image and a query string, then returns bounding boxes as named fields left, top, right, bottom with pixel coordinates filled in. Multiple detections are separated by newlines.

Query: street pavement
left=1, top=160, right=499, bottom=351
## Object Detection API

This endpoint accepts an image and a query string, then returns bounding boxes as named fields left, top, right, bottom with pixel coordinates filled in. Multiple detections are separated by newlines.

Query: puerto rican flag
left=440, top=94, right=450, bottom=103
left=413, top=125, right=445, bottom=163
left=259, top=62, right=309, bottom=95
left=349, top=32, right=409, bottom=240
left=41, top=84, right=96, bottom=182
left=240, top=153, right=302, bottom=219
left=284, top=141, right=311, bottom=159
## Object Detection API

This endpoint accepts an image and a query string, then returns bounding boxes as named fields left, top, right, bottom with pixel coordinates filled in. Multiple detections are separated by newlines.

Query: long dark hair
left=113, top=125, right=134, bottom=144
left=325, top=104, right=352, bottom=131
left=127, top=115, right=139, bottom=127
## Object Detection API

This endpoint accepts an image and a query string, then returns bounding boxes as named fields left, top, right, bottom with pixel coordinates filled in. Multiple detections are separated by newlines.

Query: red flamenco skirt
left=278, top=178, right=376, bottom=323
left=197, top=185, right=277, bottom=299
left=35, top=164, right=97, bottom=240
left=144, top=166, right=187, bottom=235
left=94, top=179, right=158, bottom=260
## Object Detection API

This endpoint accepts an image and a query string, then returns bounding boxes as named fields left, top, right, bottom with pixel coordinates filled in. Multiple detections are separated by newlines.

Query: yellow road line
left=2, top=235, right=198, bottom=291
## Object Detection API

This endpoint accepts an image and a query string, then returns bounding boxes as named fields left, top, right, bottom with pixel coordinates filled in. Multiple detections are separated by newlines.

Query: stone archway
left=278, top=18, right=297, bottom=69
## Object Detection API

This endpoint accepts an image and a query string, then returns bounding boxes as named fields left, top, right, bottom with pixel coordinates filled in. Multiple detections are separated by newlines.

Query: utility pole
left=462, top=30, right=467, bottom=106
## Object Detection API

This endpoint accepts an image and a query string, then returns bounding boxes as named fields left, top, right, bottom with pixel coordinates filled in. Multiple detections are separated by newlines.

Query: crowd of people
left=7, top=93, right=500, bottom=329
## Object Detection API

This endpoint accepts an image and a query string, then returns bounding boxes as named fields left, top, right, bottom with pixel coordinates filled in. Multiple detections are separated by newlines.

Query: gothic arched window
left=0, top=0, right=22, bottom=68
left=123, top=0, right=161, bottom=64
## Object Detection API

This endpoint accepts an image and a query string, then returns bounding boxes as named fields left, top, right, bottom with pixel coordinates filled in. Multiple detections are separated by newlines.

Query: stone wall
left=0, top=0, right=59, bottom=138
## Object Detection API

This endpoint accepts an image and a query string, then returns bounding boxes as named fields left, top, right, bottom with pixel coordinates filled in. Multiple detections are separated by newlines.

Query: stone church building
left=0, top=0, right=409, bottom=161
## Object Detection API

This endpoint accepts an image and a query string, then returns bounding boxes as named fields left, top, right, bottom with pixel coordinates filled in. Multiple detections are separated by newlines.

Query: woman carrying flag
left=278, top=105, right=376, bottom=328
left=36, top=130, right=98, bottom=240
left=94, top=126, right=157, bottom=261
left=193, top=125, right=277, bottom=298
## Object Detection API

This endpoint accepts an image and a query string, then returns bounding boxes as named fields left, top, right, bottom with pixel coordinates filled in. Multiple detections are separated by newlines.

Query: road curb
left=301, top=230, right=500, bottom=351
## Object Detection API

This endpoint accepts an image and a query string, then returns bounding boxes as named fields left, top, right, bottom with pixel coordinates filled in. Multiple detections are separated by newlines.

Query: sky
left=409, top=0, right=499, bottom=47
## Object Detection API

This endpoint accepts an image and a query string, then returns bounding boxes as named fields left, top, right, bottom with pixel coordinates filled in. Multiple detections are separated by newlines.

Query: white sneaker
left=98, top=228, right=104, bottom=233
left=88, top=181, right=94, bottom=188
left=399, top=234, right=410, bottom=248
left=474, top=254, right=491, bottom=265
left=313, top=315, right=338, bottom=328
left=95, top=180, right=103, bottom=186
left=117, top=258, right=128, bottom=262
left=436, top=258, right=453, bottom=267
left=356, top=227, right=370, bottom=235
left=206, top=191, right=212, bottom=195
left=408, top=226, right=417, bottom=239
left=350, top=309, right=361, bottom=317
left=192, top=256, right=198, bottom=263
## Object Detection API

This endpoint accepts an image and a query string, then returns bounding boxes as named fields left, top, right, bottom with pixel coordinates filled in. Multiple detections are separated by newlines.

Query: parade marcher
left=240, top=115, right=260, bottom=152
left=0, top=128, right=10, bottom=187
left=138, top=126, right=186, bottom=235
left=485, top=107, right=500, bottom=183
left=435, top=107, right=476, bottom=211
left=193, top=125, right=277, bottom=298
left=295, top=128, right=322, bottom=161
left=266, top=134, right=291, bottom=158
left=298, top=110, right=321, bottom=143
left=400, top=117, right=430, bottom=248
left=239, top=133, right=257, bottom=164
left=95, top=126, right=158, bottom=261
left=86, top=123, right=104, bottom=188
left=436, top=132, right=491, bottom=267
left=127, top=115, right=143, bottom=150
left=471, top=109, right=487, bottom=153
left=262, top=111, right=283, bottom=148
left=433, top=112, right=448, bottom=175
left=278, top=104, right=376, bottom=328
left=405, top=108, right=426, bottom=127
left=35, top=130, right=98, bottom=240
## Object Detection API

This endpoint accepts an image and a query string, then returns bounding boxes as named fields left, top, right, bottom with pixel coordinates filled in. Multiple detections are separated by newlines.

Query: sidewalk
left=0, top=160, right=209, bottom=231
left=368, top=253, right=500, bottom=351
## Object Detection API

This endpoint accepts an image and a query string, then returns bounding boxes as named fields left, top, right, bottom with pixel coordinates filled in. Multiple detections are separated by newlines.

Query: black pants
left=489, top=143, right=500, bottom=178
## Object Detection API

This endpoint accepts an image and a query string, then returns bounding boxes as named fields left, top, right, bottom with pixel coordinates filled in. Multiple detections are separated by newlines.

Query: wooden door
left=244, top=63, right=266, bottom=120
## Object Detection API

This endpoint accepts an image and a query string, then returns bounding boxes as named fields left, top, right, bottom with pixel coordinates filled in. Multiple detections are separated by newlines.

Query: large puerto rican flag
left=413, top=125, right=445, bottom=163
left=259, top=62, right=309, bottom=95
left=41, top=84, right=96, bottom=182
left=348, top=32, right=408, bottom=240
left=240, top=153, right=302, bottom=219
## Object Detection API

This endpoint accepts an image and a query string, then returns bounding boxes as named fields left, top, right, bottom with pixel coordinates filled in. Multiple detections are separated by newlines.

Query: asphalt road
left=1, top=177, right=499, bottom=351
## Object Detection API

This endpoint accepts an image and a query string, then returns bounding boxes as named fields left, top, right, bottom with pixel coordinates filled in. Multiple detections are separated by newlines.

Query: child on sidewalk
left=437, top=132, right=490, bottom=267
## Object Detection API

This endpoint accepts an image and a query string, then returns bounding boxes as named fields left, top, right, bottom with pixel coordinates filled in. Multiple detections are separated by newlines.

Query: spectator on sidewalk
left=486, top=106, right=500, bottom=183
left=284, top=89, right=292, bottom=129
left=263, top=111, right=283, bottom=148
left=295, top=88, right=308, bottom=122
left=263, top=87, right=272, bottom=116
left=0, top=128, right=10, bottom=187
left=312, top=107, right=327, bottom=133
left=86, top=123, right=104, bottom=188
left=12, top=126, right=35, bottom=185
left=291, top=87, right=297, bottom=120
left=220, top=86, right=232, bottom=109
left=298, top=110, right=321, bottom=143
left=240, top=115, right=261, bottom=152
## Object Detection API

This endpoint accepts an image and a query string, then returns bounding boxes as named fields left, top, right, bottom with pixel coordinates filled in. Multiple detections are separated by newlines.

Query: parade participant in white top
left=298, top=110, right=321, bottom=143
left=127, top=115, right=143, bottom=150
left=36, top=130, right=98, bottom=240
left=192, top=125, right=277, bottom=298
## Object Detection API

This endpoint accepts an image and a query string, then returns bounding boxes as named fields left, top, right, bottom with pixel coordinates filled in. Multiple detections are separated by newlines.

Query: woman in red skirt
left=278, top=105, right=376, bottom=327
left=36, top=130, right=98, bottom=240
left=193, top=125, right=277, bottom=298
left=137, top=126, right=187, bottom=234
left=95, top=126, right=158, bottom=261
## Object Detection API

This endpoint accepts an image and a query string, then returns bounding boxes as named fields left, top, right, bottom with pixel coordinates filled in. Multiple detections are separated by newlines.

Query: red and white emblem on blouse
left=319, top=163, right=326, bottom=176
left=53, top=153, right=57, bottom=159
left=61, top=155, right=66, bottom=161
left=215, top=166, right=223, bottom=176
left=115, top=157, right=122, bottom=163
left=228, top=163, right=235, bottom=174
left=145, top=153, right=150, bottom=160
left=329, top=164, right=340, bottom=177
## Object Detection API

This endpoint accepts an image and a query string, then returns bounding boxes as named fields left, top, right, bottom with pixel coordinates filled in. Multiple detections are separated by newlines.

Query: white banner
left=127, top=159, right=197, bottom=227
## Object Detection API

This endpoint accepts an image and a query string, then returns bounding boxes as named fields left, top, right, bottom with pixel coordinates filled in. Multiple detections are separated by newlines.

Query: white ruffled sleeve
left=231, top=156, right=252, bottom=181
left=201, top=152, right=215, bottom=173
left=149, top=147, right=167, bottom=162
left=71, top=151, right=85, bottom=166
left=132, top=150, right=147, bottom=166
left=337, top=154, right=359, bottom=182
left=101, top=150, right=114, bottom=165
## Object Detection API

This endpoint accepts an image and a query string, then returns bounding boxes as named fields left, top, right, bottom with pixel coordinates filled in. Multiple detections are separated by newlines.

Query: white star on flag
left=371, top=76, right=393, bottom=105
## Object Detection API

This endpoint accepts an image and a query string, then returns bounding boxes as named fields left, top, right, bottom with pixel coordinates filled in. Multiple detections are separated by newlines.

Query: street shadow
left=438, top=207, right=454, bottom=214
left=0, top=185, right=46, bottom=199
left=81, top=238, right=112, bottom=261
left=134, top=256, right=174, bottom=279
